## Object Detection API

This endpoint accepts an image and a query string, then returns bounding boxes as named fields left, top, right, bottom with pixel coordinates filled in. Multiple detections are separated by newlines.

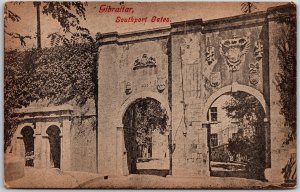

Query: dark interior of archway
left=122, top=98, right=169, bottom=177
left=208, top=91, right=266, bottom=181
left=46, top=126, right=61, bottom=169
left=21, top=126, right=34, bottom=167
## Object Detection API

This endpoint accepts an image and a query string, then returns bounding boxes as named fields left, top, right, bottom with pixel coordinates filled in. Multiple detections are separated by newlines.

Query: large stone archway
left=202, top=83, right=268, bottom=122
left=115, top=91, right=171, bottom=176
left=117, top=91, right=171, bottom=127
left=122, top=97, right=170, bottom=176
left=201, top=83, right=270, bottom=179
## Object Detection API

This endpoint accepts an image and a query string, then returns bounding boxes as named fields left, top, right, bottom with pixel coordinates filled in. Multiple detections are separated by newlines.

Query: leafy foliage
left=223, top=91, right=265, bottom=128
left=223, top=92, right=266, bottom=179
left=281, top=153, right=296, bottom=184
left=123, top=99, right=168, bottom=146
left=6, top=32, right=32, bottom=47
left=4, top=4, right=21, bottom=24
left=5, top=2, right=92, bottom=47
left=42, top=2, right=94, bottom=46
left=228, top=132, right=252, bottom=160
left=240, top=2, right=258, bottom=14
left=4, top=2, right=32, bottom=46
left=4, top=44, right=98, bottom=150
left=273, top=6, right=297, bottom=145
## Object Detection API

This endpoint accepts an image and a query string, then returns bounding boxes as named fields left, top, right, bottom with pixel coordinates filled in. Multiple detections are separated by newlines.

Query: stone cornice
left=97, top=4, right=294, bottom=45
left=14, top=105, right=73, bottom=115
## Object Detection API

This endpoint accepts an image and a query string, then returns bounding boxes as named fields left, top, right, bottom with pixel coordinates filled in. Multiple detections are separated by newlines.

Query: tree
left=223, top=92, right=266, bottom=180
left=223, top=92, right=264, bottom=128
left=5, top=2, right=93, bottom=47
left=33, top=2, right=41, bottom=49
left=4, top=44, right=98, bottom=151
left=4, top=2, right=31, bottom=47
left=273, top=4, right=296, bottom=145
left=124, top=99, right=168, bottom=147
left=273, top=4, right=296, bottom=185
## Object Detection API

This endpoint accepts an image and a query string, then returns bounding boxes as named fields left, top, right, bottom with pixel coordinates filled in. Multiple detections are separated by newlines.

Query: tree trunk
left=33, top=2, right=41, bottom=49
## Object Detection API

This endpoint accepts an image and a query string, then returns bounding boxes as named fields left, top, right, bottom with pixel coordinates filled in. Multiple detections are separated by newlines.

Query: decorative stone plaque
left=220, top=34, right=250, bottom=72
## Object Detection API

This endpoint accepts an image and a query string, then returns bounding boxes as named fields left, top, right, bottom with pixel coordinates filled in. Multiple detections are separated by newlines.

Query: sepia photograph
left=4, top=1, right=296, bottom=189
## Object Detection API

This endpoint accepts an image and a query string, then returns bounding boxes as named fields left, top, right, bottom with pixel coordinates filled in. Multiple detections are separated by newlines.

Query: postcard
left=4, top=1, right=296, bottom=189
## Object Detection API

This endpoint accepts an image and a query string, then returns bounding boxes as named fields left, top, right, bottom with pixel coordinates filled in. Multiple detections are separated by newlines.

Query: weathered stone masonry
left=12, top=105, right=73, bottom=171
left=97, top=4, right=296, bottom=183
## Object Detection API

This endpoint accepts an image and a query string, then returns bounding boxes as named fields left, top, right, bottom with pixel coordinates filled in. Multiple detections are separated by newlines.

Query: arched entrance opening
left=21, top=126, right=34, bottom=167
left=206, top=91, right=266, bottom=180
left=122, top=97, right=170, bottom=176
left=46, top=125, right=61, bottom=169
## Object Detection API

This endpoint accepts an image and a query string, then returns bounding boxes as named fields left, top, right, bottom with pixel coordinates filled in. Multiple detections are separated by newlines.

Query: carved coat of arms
left=220, top=35, right=250, bottom=72
left=205, top=46, right=215, bottom=65
left=210, top=72, right=221, bottom=87
left=156, top=76, right=167, bottom=93
left=249, top=62, right=260, bottom=85
left=133, top=54, right=156, bottom=70
left=125, top=81, right=132, bottom=95
left=205, top=37, right=216, bottom=65
left=254, top=40, right=263, bottom=60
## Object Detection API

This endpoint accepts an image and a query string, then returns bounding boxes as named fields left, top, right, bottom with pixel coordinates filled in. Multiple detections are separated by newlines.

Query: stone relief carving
left=125, top=81, right=132, bottom=95
left=181, top=34, right=200, bottom=65
left=205, top=37, right=216, bottom=65
left=254, top=40, right=263, bottom=60
left=249, top=39, right=263, bottom=85
left=206, top=46, right=215, bottom=65
left=133, top=54, right=156, bottom=70
left=220, top=34, right=250, bottom=72
left=156, top=76, right=167, bottom=93
left=161, top=40, right=168, bottom=55
left=210, top=72, right=221, bottom=87
left=249, top=62, right=260, bottom=85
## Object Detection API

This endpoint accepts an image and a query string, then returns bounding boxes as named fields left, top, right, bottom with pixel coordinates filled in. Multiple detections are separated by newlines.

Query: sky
left=4, top=1, right=288, bottom=50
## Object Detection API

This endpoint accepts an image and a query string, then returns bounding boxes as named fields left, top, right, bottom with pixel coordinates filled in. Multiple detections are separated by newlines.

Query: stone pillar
left=199, top=123, right=210, bottom=176
left=11, top=135, right=18, bottom=155
left=13, top=125, right=24, bottom=159
left=267, top=10, right=296, bottom=184
left=61, top=118, right=72, bottom=171
left=263, top=118, right=272, bottom=181
left=34, top=122, right=42, bottom=168
left=116, top=127, right=129, bottom=176
left=97, top=40, right=120, bottom=175
left=41, top=134, right=48, bottom=168
left=16, top=138, right=25, bottom=162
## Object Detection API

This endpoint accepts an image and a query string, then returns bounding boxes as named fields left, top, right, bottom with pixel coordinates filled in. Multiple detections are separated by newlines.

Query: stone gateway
left=97, top=4, right=295, bottom=183
left=9, top=4, right=296, bottom=185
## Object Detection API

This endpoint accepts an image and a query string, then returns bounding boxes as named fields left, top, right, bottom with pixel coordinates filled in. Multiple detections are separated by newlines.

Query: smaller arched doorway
left=122, top=97, right=170, bottom=176
left=205, top=91, right=267, bottom=180
left=46, top=125, right=61, bottom=169
left=21, top=126, right=34, bottom=167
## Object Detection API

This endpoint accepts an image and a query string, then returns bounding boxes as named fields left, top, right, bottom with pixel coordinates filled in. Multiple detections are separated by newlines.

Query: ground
left=5, top=167, right=289, bottom=189
left=5, top=167, right=104, bottom=188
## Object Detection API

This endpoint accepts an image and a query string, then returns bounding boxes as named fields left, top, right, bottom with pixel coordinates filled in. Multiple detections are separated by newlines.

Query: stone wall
left=170, top=15, right=267, bottom=177
left=97, top=4, right=296, bottom=183
left=70, top=116, right=97, bottom=172
left=98, top=31, right=171, bottom=176
left=266, top=5, right=296, bottom=183
left=11, top=98, right=98, bottom=173
left=69, top=99, right=97, bottom=172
